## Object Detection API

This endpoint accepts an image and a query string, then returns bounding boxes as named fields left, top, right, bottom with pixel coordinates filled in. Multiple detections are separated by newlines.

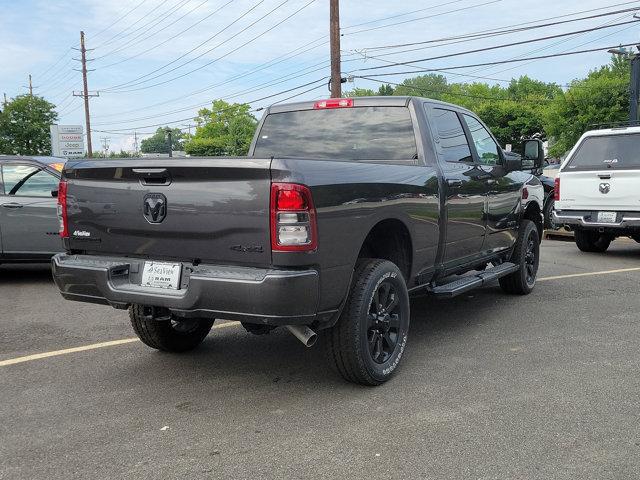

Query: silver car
left=0, top=156, right=65, bottom=263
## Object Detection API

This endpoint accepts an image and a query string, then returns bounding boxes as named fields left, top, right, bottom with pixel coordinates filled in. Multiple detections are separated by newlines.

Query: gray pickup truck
left=52, top=97, right=545, bottom=385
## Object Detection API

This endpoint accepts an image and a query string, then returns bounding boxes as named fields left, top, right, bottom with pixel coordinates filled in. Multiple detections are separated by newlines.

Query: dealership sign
left=50, top=125, right=85, bottom=158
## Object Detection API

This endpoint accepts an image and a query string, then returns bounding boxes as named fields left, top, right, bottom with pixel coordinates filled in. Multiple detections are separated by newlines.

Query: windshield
left=566, top=133, right=640, bottom=170
left=253, top=106, right=418, bottom=165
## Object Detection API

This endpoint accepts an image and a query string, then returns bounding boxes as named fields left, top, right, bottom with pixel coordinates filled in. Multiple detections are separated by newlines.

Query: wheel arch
left=356, top=218, right=414, bottom=282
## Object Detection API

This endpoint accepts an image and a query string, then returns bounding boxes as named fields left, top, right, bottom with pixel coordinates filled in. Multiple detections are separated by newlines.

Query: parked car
left=52, top=97, right=545, bottom=385
left=0, top=156, right=66, bottom=264
left=505, top=151, right=557, bottom=229
left=554, top=125, right=640, bottom=252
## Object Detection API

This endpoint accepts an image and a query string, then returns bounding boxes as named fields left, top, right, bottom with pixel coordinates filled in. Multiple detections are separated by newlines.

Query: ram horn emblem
left=599, top=183, right=610, bottom=194
left=143, top=193, right=167, bottom=223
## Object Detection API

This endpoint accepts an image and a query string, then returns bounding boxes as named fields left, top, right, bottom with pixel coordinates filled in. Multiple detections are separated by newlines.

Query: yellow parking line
left=538, top=267, right=640, bottom=282
left=0, top=321, right=239, bottom=368
left=3, top=267, right=640, bottom=368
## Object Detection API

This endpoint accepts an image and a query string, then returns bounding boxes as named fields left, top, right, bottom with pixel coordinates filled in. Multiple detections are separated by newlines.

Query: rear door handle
left=1, top=202, right=23, bottom=209
left=447, top=179, right=463, bottom=188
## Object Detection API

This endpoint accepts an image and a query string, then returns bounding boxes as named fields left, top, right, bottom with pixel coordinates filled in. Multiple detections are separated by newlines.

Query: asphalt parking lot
left=2, top=239, right=640, bottom=479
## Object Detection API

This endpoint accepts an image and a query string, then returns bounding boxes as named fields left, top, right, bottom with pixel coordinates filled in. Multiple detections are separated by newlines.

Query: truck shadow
left=0, top=264, right=53, bottom=284
left=115, top=287, right=512, bottom=395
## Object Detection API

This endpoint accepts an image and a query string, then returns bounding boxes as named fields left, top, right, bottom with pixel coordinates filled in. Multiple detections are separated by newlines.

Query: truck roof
left=583, top=125, right=640, bottom=137
left=267, top=96, right=476, bottom=115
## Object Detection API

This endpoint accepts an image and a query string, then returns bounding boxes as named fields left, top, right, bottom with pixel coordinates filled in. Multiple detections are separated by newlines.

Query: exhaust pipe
left=286, top=325, right=317, bottom=347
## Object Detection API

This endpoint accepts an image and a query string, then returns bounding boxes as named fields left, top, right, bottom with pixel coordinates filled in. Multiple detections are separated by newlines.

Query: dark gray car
left=0, top=156, right=65, bottom=263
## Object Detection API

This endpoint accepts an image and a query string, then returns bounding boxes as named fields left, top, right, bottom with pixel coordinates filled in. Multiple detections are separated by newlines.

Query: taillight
left=57, top=180, right=69, bottom=238
left=270, top=183, right=317, bottom=252
left=554, top=177, right=560, bottom=201
left=313, top=98, right=353, bottom=109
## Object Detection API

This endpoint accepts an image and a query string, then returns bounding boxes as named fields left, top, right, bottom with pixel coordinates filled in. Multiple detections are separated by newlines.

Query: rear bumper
left=553, top=210, right=640, bottom=230
left=52, top=254, right=323, bottom=325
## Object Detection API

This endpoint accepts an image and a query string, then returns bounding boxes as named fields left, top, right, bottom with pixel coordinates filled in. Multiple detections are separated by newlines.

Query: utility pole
left=329, top=0, right=342, bottom=98
left=23, top=74, right=36, bottom=96
left=630, top=54, right=640, bottom=123
left=100, top=136, right=110, bottom=157
left=133, top=131, right=139, bottom=154
left=2, top=93, right=7, bottom=107
left=609, top=45, right=640, bottom=123
left=165, top=128, right=173, bottom=158
left=73, top=31, right=99, bottom=158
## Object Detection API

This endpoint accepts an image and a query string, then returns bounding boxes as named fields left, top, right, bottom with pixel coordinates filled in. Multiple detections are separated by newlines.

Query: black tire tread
left=499, top=220, right=538, bottom=295
left=575, top=229, right=611, bottom=253
left=129, top=305, right=213, bottom=352
left=325, top=259, right=406, bottom=386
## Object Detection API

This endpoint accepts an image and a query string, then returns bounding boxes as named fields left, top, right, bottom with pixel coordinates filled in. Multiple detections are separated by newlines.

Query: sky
left=1, top=0, right=639, bottom=152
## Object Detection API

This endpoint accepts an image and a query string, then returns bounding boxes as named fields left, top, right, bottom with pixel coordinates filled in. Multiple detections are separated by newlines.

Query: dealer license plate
left=597, top=211, right=617, bottom=223
left=141, top=262, right=182, bottom=290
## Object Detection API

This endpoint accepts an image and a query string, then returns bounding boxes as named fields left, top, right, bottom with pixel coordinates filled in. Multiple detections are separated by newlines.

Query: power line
left=350, top=18, right=640, bottom=73
left=93, top=76, right=327, bottom=132
left=351, top=42, right=640, bottom=78
left=90, top=0, right=149, bottom=40
left=342, top=0, right=503, bottom=36
left=93, top=0, right=193, bottom=61
left=360, top=3, right=640, bottom=51
left=93, top=36, right=330, bottom=119
left=92, top=0, right=174, bottom=49
left=341, top=0, right=468, bottom=30
left=99, top=0, right=270, bottom=91
left=97, top=0, right=221, bottom=69
left=104, top=0, right=318, bottom=93
left=358, top=77, right=552, bottom=103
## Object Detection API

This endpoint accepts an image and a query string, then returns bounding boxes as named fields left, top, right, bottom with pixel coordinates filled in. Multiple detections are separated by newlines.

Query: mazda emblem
left=143, top=193, right=167, bottom=223
left=599, top=183, right=610, bottom=194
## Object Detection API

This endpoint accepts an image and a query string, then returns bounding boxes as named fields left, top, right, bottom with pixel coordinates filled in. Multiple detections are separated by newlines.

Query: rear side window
left=430, top=108, right=472, bottom=163
left=567, top=134, right=640, bottom=170
left=253, top=106, right=418, bottom=164
left=1, top=164, right=58, bottom=197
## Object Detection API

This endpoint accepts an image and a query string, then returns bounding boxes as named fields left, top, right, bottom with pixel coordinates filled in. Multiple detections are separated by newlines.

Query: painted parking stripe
left=538, top=267, right=640, bottom=282
left=0, top=321, right=239, bottom=368
left=2, top=267, right=640, bottom=368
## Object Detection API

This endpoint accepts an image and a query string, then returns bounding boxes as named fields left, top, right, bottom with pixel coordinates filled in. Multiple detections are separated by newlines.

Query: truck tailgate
left=64, top=157, right=273, bottom=267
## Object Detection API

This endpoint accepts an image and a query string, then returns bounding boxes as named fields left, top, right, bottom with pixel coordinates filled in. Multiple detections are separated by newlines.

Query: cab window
left=463, top=115, right=501, bottom=166
left=1, top=164, right=58, bottom=197
left=430, top=108, right=473, bottom=163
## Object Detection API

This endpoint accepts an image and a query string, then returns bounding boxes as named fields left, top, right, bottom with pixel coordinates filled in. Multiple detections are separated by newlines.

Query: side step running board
left=429, top=262, right=519, bottom=298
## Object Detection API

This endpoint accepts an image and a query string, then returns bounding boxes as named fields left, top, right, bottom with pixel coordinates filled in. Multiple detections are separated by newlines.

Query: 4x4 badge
left=143, top=193, right=167, bottom=223
left=599, top=183, right=610, bottom=194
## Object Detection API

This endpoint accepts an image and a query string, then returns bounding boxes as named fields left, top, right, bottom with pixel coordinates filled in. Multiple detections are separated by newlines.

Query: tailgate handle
left=132, top=168, right=172, bottom=186
left=598, top=174, right=611, bottom=179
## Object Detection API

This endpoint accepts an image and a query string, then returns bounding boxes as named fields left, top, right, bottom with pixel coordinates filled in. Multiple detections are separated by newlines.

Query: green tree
left=392, top=74, right=449, bottom=98
left=140, top=127, right=185, bottom=154
left=545, top=57, right=629, bottom=156
left=185, top=100, right=257, bottom=156
left=0, top=95, right=58, bottom=155
left=343, top=87, right=376, bottom=97
left=377, top=83, right=395, bottom=96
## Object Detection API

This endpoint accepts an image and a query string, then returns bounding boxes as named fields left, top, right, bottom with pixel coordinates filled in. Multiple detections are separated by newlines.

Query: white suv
left=554, top=126, right=640, bottom=252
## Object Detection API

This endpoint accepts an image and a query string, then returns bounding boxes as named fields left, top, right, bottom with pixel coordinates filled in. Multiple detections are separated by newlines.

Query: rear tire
left=129, top=305, right=214, bottom=352
left=325, top=259, right=410, bottom=386
left=499, top=220, right=539, bottom=295
left=544, top=198, right=557, bottom=230
left=575, top=229, right=611, bottom=253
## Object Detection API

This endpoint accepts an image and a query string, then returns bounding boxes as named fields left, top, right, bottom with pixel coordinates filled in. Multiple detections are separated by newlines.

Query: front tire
left=575, top=229, right=611, bottom=253
left=129, top=305, right=214, bottom=352
left=325, top=259, right=410, bottom=386
left=499, top=219, right=540, bottom=295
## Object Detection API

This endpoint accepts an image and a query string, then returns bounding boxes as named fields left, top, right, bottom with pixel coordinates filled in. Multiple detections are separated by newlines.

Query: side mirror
left=522, top=139, right=545, bottom=170
left=51, top=189, right=58, bottom=198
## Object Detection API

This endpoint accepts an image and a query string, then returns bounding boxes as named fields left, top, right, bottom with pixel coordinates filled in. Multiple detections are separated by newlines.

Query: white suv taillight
left=57, top=180, right=69, bottom=238
left=270, top=183, right=317, bottom=251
